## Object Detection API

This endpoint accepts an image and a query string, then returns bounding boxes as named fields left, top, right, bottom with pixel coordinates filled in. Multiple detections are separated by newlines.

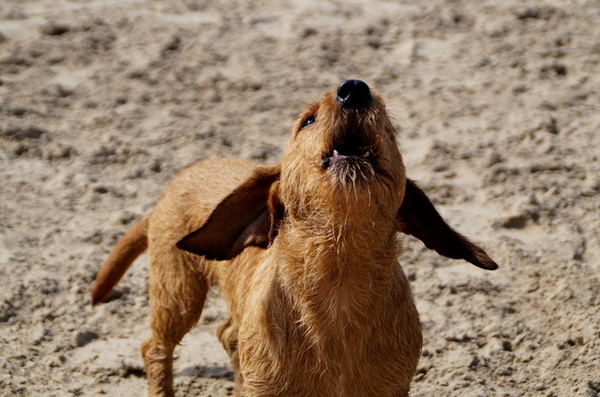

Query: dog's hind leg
left=141, top=246, right=209, bottom=397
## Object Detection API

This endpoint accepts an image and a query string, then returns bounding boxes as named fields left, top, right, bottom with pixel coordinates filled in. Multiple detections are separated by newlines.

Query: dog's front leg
left=217, top=316, right=244, bottom=394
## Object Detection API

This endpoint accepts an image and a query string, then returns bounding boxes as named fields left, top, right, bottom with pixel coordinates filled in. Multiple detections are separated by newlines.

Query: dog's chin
left=321, top=152, right=377, bottom=186
left=319, top=121, right=382, bottom=185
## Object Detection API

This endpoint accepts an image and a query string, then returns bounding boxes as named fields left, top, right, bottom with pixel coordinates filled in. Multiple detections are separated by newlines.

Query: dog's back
left=91, top=158, right=259, bottom=306
left=149, top=157, right=261, bottom=254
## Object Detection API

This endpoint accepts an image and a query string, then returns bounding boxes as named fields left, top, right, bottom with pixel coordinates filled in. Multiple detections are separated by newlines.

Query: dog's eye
left=300, top=115, right=316, bottom=129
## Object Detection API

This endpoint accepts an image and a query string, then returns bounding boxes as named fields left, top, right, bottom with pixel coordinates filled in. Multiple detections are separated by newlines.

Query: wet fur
left=91, top=83, right=497, bottom=396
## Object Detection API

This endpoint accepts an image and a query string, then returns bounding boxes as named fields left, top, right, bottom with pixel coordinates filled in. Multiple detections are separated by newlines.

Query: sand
left=1, top=0, right=599, bottom=396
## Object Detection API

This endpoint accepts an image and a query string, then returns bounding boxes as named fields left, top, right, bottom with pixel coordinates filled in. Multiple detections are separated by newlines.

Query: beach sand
left=1, top=1, right=599, bottom=395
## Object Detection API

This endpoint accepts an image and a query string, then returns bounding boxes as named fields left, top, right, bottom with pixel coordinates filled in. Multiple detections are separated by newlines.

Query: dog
left=91, top=80, right=498, bottom=396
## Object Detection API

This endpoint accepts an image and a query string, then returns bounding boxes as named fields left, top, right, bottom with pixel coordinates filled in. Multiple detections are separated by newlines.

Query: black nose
left=336, top=80, right=372, bottom=109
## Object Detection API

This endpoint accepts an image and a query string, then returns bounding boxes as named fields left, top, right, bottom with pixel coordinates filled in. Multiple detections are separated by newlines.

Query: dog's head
left=178, top=80, right=497, bottom=270
left=279, top=79, right=405, bottom=225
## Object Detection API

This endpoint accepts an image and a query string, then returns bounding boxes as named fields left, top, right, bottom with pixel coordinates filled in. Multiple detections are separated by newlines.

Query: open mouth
left=320, top=131, right=376, bottom=171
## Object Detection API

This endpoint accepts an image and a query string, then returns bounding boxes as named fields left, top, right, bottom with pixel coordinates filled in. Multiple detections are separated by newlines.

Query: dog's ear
left=177, top=165, right=283, bottom=261
left=396, top=179, right=498, bottom=270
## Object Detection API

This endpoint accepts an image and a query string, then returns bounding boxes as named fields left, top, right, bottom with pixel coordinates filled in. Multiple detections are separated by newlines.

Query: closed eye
left=300, top=115, right=316, bottom=129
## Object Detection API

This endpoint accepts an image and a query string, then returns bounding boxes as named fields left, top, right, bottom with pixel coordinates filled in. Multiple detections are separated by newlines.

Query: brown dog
left=91, top=80, right=498, bottom=396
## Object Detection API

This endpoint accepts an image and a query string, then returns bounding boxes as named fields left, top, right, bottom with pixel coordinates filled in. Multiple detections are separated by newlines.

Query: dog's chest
left=236, top=275, right=420, bottom=396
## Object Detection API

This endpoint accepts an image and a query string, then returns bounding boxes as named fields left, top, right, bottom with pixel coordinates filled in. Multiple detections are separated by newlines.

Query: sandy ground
left=1, top=0, right=600, bottom=396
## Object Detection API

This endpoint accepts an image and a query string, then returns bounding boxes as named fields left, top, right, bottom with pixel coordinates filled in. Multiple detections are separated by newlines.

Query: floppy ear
left=177, top=165, right=283, bottom=261
left=396, top=179, right=498, bottom=270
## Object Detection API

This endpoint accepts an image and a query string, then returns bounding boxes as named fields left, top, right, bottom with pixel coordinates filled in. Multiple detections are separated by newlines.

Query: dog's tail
left=91, top=216, right=149, bottom=306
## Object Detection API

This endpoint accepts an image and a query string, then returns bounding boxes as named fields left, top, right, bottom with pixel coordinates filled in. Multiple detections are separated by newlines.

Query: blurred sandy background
left=1, top=0, right=599, bottom=396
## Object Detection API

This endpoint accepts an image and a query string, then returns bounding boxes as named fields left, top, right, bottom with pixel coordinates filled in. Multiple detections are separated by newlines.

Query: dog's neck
left=268, top=216, right=408, bottom=378
left=275, top=213, right=402, bottom=317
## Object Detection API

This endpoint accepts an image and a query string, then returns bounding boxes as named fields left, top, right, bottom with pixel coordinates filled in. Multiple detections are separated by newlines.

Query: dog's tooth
left=333, top=150, right=340, bottom=157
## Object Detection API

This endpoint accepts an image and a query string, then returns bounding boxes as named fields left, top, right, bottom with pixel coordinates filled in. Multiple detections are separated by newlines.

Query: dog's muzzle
left=321, top=80, right=377, bottom=177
